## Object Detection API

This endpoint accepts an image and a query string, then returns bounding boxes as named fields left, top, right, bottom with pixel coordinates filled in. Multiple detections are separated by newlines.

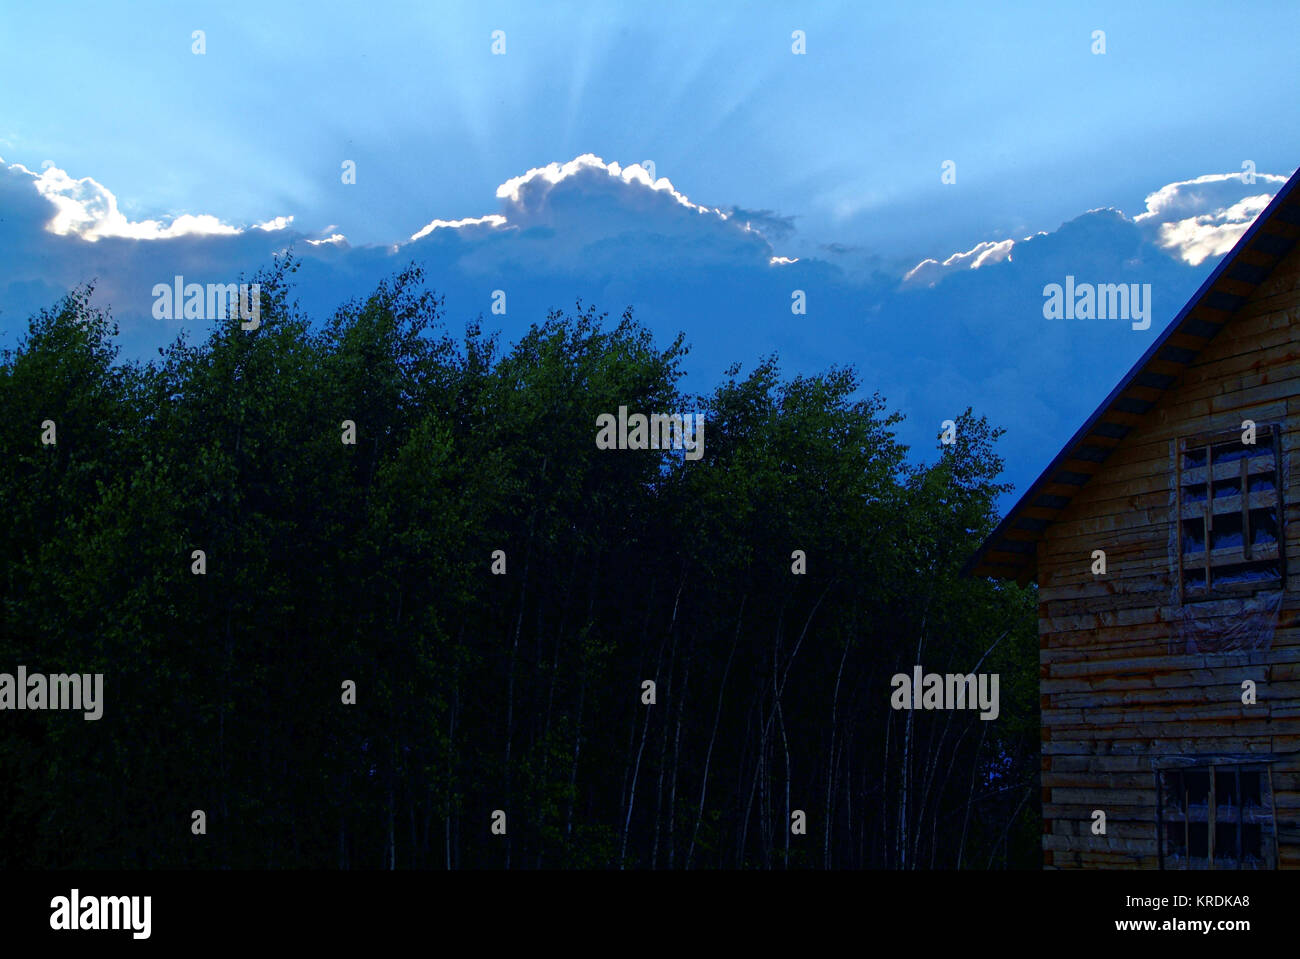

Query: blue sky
left=2, top=1, right=1298, bottom=505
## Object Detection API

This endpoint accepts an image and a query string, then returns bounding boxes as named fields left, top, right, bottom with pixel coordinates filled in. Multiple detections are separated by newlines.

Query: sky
left=2, top=1, right=1298, bottom=506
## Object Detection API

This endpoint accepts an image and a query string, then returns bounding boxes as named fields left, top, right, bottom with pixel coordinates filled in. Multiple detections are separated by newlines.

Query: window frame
left=1154, top=756, right=1278, bottom=870
left=1175, top=423, right=1286, bottom=603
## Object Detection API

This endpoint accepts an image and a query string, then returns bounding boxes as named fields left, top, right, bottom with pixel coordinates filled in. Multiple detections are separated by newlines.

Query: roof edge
left=964, top=167, right=1300, bottom=580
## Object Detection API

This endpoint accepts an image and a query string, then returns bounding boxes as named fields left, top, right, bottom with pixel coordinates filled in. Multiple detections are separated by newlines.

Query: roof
left=965, top=168, right=1300, bottom=583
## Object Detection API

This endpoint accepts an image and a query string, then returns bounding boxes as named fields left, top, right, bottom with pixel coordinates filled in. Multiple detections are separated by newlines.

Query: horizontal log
left=1048, top=719, right=1299, bottom=740
left=1043, top=835, right=1158, bottom=854
left=1044, top=645, right=1300, bottom=675
left=1041, top=667, right=1271, bottom=694
left=1047, top=680, right=1300, bottom=711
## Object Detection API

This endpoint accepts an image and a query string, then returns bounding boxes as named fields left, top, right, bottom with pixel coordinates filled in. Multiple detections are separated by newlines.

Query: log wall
left=1038, top=242, right=1300, bottom=868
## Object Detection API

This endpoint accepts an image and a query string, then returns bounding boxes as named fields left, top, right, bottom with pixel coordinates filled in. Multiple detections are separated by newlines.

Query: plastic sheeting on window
left=1175, top=590, right=1284, bottom=654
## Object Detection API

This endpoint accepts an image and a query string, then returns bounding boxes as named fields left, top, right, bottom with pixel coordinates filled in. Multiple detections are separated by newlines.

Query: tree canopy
left=0, top=256, right=1038, bottom=869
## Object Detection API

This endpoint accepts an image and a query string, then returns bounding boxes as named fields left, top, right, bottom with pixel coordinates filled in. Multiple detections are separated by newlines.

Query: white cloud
left=1150, top=195, right=1271, bottom=266
left=1132, top=171, right=1284, bottom=223
left=1133, top=171, right=1288, bottom=266
left=902, top=238, right=1014, bottom=287
left=494, top=153, right=723, bottom=219
left=404, top=153, right=795, bottom=273
left=3, top=157, right=287, bottom=242
left=409, top=153, right=746, bottom=244
left=7, top=152, right=796, bottom=276
left=904, top=169, right=1294, bottom=284
left=254, top=216, right=294, bottom=232
left=1148, top=195, right=1273, bottom=266
left=409, top=214, right=507, bottom=241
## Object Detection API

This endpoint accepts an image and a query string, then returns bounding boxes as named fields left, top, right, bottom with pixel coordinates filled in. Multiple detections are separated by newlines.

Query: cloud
left=3, top=157, right=292, bottom=242
left=408, top=153, right=743, bottom=246
left=1133, top=171, right=1288, bottom=266
left=491, top=154, right=721, bottom=220
left=409, top=214, right=506, bottom=242
left=1147, top=195, right=1272, bottom=267
left=306, top=233, right=348, bottom=247
left=1132, top=171, right=1286, bottom=224
left=404, top=153, right=790, bottom=275
left=902, top=238, right=1016, bottom=288
left=0, top=154, right=1262, bottom=511
left=727, top=206, right=797, bottom=242
left=253, top=216, right=294, bottom=233
left=906, top=170, right=1290, bottom=284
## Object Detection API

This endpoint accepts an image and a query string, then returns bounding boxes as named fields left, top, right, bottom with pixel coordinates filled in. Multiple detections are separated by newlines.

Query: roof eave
left=964, top=167, right=1300, bottom=581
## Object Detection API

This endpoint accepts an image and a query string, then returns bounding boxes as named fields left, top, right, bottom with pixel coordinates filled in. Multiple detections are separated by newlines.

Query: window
left=1177, top=425, right=1285, bottom=602
left=1156, top=759, right=1277, bottom=869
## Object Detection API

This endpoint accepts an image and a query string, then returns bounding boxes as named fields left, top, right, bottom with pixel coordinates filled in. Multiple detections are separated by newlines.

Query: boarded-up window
left=1156, top=759, right=1277, bottom=869
left=1177, top=425, right=1285, bottom=603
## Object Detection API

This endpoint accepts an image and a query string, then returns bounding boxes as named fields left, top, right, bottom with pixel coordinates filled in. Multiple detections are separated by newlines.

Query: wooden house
left=966, top=168, right=1300, bottom=868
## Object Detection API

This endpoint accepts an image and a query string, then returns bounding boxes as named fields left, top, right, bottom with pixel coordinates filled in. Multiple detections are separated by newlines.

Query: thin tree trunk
left=881, top=688, right=891, bottom=868
left=687, top=595, right=745, bottom=869
left=651, top=628, right=679, bottom=868
left=739, top=692, right=766, bottom=867
left=619, top=579, right=656, bottom=825
left=777, top=698, right=791, bottom=869
left=409, top=804, right=417, bottom=870
left=621, top=690, right=656, bottom=869
left=447, top=674, right=458, bottom=870
left=985, top=784, right=1033, bottom=870
left=930, top=721, right=975, bottom=868
left=742, top=584, right=831, bottom=869
left=537, top=535, right=586, bottom=869
left=899, top=613, right=928, bottom=870
left=824, top=635, right=850, bottom=868
left=566, top=676, right=585, bottom=839
left=621, top=571, right=683, bottom=867
left=387, top=776, right=396, bottom=870
left=567, top=569, right=598, bottom=843
left=759, top=736, right=770, bottom=868
left=915, top=708, right=955, bottom=866
left=504, top=500, right=540, bottom=869
left=666, top=643, right=690, bottom=869
left=957, top=722, right=989, bottom=870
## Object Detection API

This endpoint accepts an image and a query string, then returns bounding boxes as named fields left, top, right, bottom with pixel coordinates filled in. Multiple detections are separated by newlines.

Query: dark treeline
left=0, top=256, right=1038, bottom=869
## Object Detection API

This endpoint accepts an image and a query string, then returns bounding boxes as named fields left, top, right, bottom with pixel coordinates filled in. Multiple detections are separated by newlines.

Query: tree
left=0, top=265, right=1038, bottom=869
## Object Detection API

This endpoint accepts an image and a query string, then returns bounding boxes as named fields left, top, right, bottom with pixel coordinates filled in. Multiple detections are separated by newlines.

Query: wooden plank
left=1043, top=771, right=1169, bottom=789
left=1049, top=818, right=1166, bottom=839
left=1047, top=680, right=1300, bottom=711
left=1043, top=836, right=1159, bottom=854
left=1043, top=702, right=1269, bottom=727
left=1046, top=720, right=1297, bottom=740
left=1047, top=755, right=1158, bottom=773
left=1042, top=667, right=1272, bottom=694
left=1044, top=645, right=1300, bottom=673
left=1055, top=618, right=1300, bottom=651
left=1041, top=736, right=1276, bottom=755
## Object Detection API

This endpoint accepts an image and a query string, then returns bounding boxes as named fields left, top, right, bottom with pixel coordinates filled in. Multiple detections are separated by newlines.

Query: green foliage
left=0, top=264, right=1038, bottom=868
